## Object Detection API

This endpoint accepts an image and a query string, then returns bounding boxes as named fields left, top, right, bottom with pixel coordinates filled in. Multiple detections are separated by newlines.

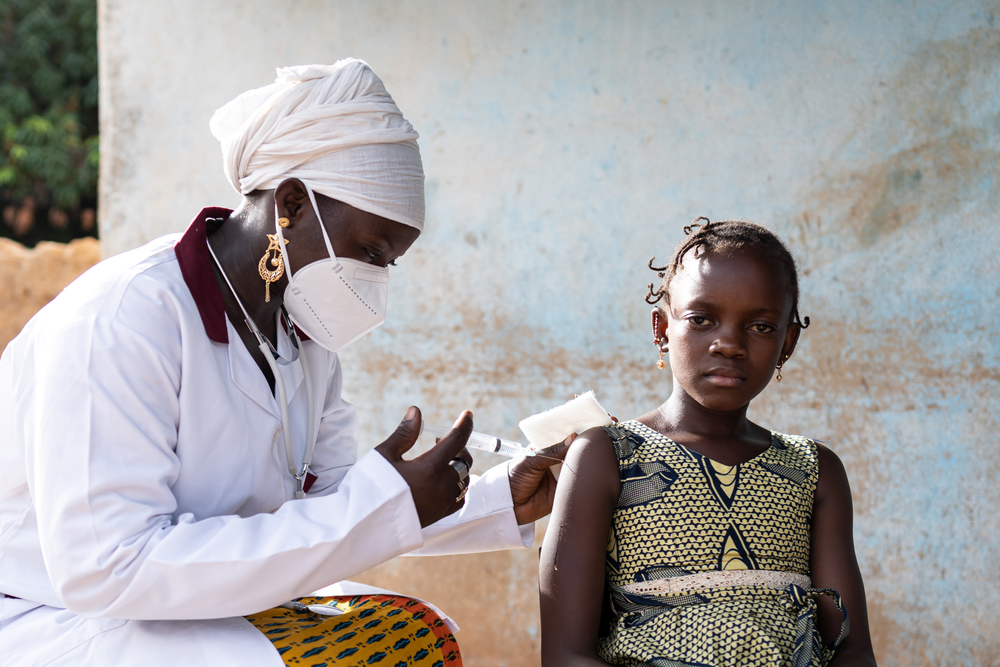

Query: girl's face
left=658, top=250, right=800, bottom=413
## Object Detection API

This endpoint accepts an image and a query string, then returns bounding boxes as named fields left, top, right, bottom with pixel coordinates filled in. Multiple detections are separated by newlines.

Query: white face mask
left=275, top=188, right=389, bottom=353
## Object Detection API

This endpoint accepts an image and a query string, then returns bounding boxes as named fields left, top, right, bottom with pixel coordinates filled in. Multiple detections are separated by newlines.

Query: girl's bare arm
left=811, top=445, right=878, bottom=667
left=539, top=426, right=621, bottom=667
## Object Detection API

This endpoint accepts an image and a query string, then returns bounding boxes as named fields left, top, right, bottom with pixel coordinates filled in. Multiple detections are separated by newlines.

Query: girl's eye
left=689, top=315, right=711, bottom=326
left=750, top=323, right=775, bottom=334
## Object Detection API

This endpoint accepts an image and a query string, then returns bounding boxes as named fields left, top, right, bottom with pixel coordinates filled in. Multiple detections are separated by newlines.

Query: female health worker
left=0, top=60, right=567, bottom=666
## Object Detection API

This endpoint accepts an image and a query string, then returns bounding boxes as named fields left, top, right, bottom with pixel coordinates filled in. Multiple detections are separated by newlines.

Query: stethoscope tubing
left=207, top=237, right=317, bottom=500
left=261, top=331, right=316, bottom=499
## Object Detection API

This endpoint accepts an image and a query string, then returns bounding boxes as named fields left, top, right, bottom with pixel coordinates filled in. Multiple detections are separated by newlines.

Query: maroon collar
left=175, top=207, right=234, bottom=344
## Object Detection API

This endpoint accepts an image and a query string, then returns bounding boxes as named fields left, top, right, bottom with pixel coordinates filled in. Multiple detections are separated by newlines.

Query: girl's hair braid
left=645, top=217, right=810, bottom=328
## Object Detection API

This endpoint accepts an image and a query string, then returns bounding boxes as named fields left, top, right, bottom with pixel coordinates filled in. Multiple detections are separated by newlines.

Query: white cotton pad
left=518, top=391, right=613, bottom=448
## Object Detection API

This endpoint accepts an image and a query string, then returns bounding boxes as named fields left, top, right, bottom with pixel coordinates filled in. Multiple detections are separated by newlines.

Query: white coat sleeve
left=27, top=283, right=424, bottom=621
left=410, top=463, right=535, bottom=555
left=303, top=353, right=533, bottom=555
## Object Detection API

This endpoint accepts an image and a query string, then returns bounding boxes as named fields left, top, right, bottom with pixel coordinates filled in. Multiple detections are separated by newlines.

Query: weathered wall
left=0, top=238, right=101, bottom=352
left=99, top=1, right=1000, bottom=665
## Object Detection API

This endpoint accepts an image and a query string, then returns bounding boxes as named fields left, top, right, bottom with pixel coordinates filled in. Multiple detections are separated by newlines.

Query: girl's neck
left=657, top=390, right=753, bottom=438
left=641, top=389, right=773, bottom=464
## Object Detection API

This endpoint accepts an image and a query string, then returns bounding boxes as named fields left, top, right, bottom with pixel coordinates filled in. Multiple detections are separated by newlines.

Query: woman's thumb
left=376, top=406, right=422, bottom=461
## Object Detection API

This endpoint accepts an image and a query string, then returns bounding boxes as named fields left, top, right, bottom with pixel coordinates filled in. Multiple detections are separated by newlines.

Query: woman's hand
left=509, top=433, right=576, bottom=525
left=376, top=407, right=474, bottom=528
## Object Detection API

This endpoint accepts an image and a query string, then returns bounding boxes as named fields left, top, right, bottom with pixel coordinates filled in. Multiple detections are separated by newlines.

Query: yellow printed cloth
left=598, top=421, right=848, bottom=667
left=246, top=594, right=462, bottom=667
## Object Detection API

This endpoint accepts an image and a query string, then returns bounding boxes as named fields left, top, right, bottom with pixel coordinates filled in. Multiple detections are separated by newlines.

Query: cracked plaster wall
left=99, top=1, right=1000, bottom=664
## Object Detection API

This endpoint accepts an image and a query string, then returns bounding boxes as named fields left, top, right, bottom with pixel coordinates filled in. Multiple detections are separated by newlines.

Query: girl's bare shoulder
left=814, top=442, right=853, bottom=508
left=562, top=425, right=620, bottom=494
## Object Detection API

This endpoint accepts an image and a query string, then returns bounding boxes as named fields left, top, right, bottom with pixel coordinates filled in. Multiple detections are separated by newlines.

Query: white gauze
left=210, top=59, right=425, bottom=231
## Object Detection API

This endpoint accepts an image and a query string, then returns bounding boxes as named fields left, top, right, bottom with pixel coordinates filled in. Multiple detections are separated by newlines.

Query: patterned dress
left=246, top=594, right=461, bottom=667
left=598, top=421, right=848, bottom=667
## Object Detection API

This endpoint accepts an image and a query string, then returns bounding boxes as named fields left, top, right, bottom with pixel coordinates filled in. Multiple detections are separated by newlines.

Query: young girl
left=539, top=219, right=877, bottom=667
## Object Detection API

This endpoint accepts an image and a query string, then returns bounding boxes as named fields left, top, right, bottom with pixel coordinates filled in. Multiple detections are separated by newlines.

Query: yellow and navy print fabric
left=598, top=421, right=848, bottom=667
left=246, top=594, right=461, bottom=667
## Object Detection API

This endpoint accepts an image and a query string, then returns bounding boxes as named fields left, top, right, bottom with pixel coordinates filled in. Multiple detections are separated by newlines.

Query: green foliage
left=0, top=0, right=98, bottom=220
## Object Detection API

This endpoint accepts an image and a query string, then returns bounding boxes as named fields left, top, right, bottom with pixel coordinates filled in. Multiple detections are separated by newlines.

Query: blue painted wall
left=101, top=1, right=1000, bottom=663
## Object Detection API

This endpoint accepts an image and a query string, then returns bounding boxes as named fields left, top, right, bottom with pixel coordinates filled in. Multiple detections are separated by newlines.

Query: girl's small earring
left=258, top=233, right=289, bottom=303
left=775, top=354, right=789, bottom=382
left=654, top=338, right=667, bottom=370
left=278, top=217, right=290, bottom=228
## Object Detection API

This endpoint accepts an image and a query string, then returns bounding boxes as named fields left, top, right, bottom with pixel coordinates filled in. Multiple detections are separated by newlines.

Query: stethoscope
left=207, top=237, right=316, bottom=499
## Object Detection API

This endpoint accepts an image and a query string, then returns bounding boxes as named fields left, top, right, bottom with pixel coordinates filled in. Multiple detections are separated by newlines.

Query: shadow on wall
left=791, top=25, right=1000, bottom=255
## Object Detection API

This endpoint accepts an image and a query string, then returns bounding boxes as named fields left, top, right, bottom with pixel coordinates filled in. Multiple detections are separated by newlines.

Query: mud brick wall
left=0, top=238, right=101, bottom=352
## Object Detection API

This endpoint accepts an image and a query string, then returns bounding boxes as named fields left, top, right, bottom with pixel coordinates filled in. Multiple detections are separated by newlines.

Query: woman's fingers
left=425, top=410, right=475, bottom=466
left=528, top=432, right=576, bottom=468
left=374, top=406, right=422, bottom=462
left=375, top=408, right=478, bottom=528
left=454, top=447, right=474, bottom=469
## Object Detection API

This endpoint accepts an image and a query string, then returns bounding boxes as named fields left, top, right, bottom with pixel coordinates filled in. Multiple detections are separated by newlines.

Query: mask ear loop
left=303, top=185, right=340, bottom=264
left=276, top=187, right=341, bottom=283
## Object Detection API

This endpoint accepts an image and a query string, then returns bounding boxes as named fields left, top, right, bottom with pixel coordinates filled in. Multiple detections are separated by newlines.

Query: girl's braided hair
left=646, top=217, right=810, bottom=328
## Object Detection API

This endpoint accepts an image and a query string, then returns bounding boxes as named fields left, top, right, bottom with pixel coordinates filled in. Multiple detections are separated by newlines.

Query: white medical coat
left=0, top=209, right=530, bottom=666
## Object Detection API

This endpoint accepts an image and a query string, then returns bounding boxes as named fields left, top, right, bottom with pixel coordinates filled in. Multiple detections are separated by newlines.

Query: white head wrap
left=210, top=59, right=424, bottom=231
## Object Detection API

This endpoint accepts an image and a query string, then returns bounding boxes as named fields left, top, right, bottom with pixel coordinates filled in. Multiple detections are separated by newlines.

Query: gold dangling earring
left=258, top=233, right=289, bottom=303
left=775, top=354, right=789, bottom=382
left=652, top=311, right=667, bottom=370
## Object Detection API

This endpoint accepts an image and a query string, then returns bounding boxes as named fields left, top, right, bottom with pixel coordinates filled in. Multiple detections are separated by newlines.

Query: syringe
left=421, top=424, right=535, bottom=458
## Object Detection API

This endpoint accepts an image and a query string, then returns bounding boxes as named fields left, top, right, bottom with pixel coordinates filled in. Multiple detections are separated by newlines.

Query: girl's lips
left=704, top=373, right=745, bottom=387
